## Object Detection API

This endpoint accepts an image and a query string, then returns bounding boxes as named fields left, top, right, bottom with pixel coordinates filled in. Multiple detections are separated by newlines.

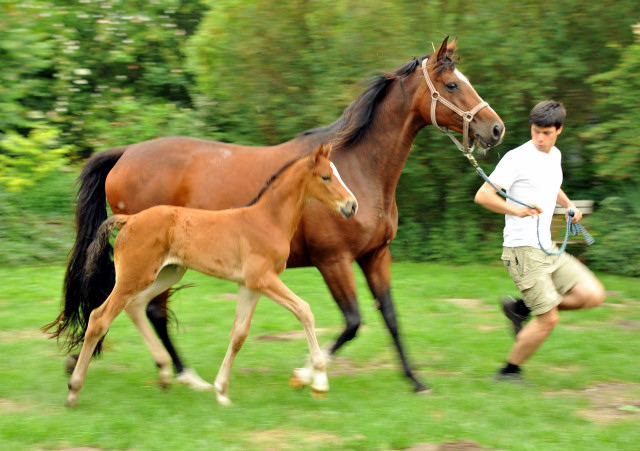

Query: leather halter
left=421, top=58, right=489, bottom=153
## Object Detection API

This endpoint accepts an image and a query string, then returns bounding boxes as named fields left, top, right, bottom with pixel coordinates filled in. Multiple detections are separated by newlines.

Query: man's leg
left=506, top=307, right=558, bottom=366
left=557, top=274, right=605, bottom=311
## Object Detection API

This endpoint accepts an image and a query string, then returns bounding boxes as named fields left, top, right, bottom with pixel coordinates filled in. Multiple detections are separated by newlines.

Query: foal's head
left=307, top=143, right=358, bottom=219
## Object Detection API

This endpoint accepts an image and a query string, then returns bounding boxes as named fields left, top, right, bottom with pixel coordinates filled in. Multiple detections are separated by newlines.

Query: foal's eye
left=321, top=175, right=331, bottom=181
left=445, top=82, right=459, bottom=91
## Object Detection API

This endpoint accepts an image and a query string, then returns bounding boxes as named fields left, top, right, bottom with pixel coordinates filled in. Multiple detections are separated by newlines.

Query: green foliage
left=0, top=2, right=57, bottom=131
left=582, top=25, right=640, bottom=188
left=0, top=0, right=208, bottom=157
left=585, top=186, right=640, bottom=277
left=2, top=1, right=640, bottom=277
left=0, top=126, right=72, bottom=191
left=0, top=169, right=76, bottom=265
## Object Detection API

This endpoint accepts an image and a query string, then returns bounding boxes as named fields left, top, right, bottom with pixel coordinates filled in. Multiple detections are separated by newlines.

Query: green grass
left=0, top=262, right=639, bottom=450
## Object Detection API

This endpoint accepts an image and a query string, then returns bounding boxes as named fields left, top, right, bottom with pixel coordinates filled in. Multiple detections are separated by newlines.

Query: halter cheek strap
left=421, top=58, right=489, bottom=154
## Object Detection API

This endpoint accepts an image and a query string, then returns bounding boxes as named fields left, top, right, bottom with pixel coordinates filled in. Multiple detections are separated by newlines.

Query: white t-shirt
left=489, top=140, right=563, bottom=248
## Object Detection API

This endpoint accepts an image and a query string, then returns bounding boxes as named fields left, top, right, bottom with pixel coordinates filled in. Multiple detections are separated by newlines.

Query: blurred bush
left=585, top=187, right=640, bottom=277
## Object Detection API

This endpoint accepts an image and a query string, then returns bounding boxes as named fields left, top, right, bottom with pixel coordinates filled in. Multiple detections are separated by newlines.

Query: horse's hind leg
left=146, top=292, right=184, bottom=372
left=257, top=275, right=329, bottom=397
left=66, top=288, right=129, bottom=407
left=145, top=290, right=212, bottom=391
left=213, top=283, right=260, bottom=406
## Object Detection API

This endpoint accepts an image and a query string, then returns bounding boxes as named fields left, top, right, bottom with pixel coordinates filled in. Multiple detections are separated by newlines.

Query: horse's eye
left=446, top=82, right=459, bottom=91
left=321, top=175, right=331, bottom=181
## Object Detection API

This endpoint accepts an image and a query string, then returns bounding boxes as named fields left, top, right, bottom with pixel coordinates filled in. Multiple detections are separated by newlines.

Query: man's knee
left=536, top=308, right=559, bottom=332
left=580, top=276, right=606, bottom=308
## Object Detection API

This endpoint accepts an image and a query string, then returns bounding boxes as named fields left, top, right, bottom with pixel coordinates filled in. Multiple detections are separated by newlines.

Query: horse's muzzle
left=340, top=200, right=358, bottom=219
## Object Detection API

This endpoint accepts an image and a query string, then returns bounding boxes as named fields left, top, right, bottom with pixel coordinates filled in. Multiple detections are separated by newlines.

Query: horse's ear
left=435, top=35, right=450, bottom=62
left=324, top=142, right=333, bottom=159
left=446, top=36, right=457, bottom=58
left=310, top=143, right=325, bottom=167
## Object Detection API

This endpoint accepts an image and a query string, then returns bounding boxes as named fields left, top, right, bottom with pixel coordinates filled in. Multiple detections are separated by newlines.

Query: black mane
left=300, top=52, right=457, bottom=151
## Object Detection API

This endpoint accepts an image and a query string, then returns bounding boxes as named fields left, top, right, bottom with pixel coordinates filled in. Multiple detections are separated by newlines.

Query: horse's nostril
left=493, top=123, right=504, bottom=140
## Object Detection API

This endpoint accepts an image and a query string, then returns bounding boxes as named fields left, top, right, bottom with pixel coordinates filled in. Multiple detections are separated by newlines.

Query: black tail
left=43, top=146, right=127, bottom=354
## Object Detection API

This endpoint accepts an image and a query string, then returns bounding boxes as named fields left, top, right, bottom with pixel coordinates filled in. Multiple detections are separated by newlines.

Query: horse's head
left=418, top=36, right=505, bottom=154
left=307, top=143, right=358, bottom=219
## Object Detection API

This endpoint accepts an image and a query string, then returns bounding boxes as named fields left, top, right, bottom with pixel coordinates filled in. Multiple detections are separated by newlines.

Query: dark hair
left=529, top=100, right=566, bottom=129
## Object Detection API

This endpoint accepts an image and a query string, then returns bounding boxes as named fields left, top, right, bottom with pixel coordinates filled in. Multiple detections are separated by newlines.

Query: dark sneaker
left=495, top=370, right=524, bottom=382
left=501, top=296, right=529, bottom=336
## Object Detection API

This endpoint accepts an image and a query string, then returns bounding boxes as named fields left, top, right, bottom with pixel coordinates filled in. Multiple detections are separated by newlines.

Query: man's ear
left=556, top=125, right=563, bottom=135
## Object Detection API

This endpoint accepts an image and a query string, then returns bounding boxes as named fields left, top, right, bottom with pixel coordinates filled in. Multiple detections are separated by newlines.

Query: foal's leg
left=213, top=283, right=260, bottom=406
left=125, top=265, right=201, bottom=389
left=66, top=287, right=129, bottom=407
left=258, top=275, right=329, bottom=396
left=285, top=258, right=359, bottom=387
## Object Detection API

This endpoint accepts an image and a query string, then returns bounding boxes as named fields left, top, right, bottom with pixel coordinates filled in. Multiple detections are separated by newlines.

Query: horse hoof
left=176, top=368, right=214, bottom=391
left=65, top=395, right=78, bottom=408
left=214, top=382, right=232, bottom=406
left=414, top=382, right=433, bottom=395
left=289, top=375, right=306, bottom=390
left=64, top=354, right=79, bottom=375
left=290, top=367, right=312, bottom=388
left=310, top=388, right=327, bottom=400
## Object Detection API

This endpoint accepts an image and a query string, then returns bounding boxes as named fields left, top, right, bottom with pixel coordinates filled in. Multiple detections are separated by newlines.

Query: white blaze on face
left=454, top=68, right=498, bottom=116
left=330, top=162, right=356, bottom=201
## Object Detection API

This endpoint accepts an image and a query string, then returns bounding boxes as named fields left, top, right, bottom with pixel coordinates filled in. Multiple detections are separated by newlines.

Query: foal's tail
left=85, top=215, right=128, bottom=278
left=42, top=146, right=127, bottom=354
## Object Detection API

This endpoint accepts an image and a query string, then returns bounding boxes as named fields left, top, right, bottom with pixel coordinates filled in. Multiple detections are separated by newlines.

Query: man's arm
left=556, top=189, right=581, bottom=222
left=474, top=181, right=542, bottom=218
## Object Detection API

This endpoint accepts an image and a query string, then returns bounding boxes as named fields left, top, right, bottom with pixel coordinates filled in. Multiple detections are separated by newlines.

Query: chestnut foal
left=66, top=143, right=357, bottom=407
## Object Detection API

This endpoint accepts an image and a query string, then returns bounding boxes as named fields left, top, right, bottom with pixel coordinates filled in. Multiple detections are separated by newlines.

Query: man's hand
left=566, top=204, right=582, bottom=222
left=516, top=204, right=543, bottom=218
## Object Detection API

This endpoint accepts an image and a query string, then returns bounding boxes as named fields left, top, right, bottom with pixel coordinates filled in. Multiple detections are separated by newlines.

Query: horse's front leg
left=213, top=283, right=260, bottom=406
left=258, top=275, right=329, bottom=397
left=358, top=247, right=431, bottom=394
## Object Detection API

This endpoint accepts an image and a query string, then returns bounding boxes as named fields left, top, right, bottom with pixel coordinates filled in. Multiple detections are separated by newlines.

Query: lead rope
left=461, top=148, right=594, bottom=255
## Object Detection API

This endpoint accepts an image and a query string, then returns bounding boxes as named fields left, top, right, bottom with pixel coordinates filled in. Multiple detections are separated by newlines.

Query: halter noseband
left=421, top=58, right=489, bottom=154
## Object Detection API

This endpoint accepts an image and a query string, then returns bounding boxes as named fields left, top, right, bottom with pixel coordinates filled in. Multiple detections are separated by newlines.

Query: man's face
left=531, top=124, right=562, bottom=153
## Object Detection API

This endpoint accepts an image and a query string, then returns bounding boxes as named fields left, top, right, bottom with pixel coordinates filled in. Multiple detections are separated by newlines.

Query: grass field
left=0, top=262, right=639, bottom=450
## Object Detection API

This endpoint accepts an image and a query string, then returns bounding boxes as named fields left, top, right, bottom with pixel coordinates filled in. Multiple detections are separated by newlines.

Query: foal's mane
left=301, top=52, right=457, bottom=151
left=243, top=156, right=301, bottom=207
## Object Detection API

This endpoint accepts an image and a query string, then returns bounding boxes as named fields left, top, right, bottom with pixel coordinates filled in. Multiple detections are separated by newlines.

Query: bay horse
left=65, top=143, right=357, bottom=407
left=47, top=36, right=505, bottom=394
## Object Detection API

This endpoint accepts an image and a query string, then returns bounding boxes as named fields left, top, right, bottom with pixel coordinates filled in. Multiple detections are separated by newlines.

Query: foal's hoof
left=65, top=394, right=78, bottom=408
left=214, top=382, right=232, bottom=406
left=64, top=354, right=79, bottom=375
left=289, top=375, right=306, bottom=390
left=310, top=388, right=328, bottom=400
left=289, top=367, right=312, bottom=390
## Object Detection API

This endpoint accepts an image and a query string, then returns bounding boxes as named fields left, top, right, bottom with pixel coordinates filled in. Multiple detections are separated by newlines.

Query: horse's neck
left=254, top=161, right=309, bottom=239
left=352, top=75, right=426, bottom=194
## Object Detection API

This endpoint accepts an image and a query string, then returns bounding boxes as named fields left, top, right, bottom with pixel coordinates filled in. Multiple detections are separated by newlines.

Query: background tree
left=2, top=0, right=639, bottom=273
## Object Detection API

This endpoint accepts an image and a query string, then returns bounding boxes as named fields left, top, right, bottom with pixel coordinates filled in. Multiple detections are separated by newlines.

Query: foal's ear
left=310, top=143, right=332, bottom=167
left=310, top=143, right=325, bottom=167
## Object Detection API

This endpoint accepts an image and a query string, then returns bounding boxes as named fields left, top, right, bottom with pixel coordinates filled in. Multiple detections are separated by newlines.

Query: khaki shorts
left=501, top=246, right=593, bottom=315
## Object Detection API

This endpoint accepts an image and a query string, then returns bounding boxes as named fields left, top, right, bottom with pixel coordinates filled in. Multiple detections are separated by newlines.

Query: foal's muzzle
left=340, top=199, right=358, bottom=219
